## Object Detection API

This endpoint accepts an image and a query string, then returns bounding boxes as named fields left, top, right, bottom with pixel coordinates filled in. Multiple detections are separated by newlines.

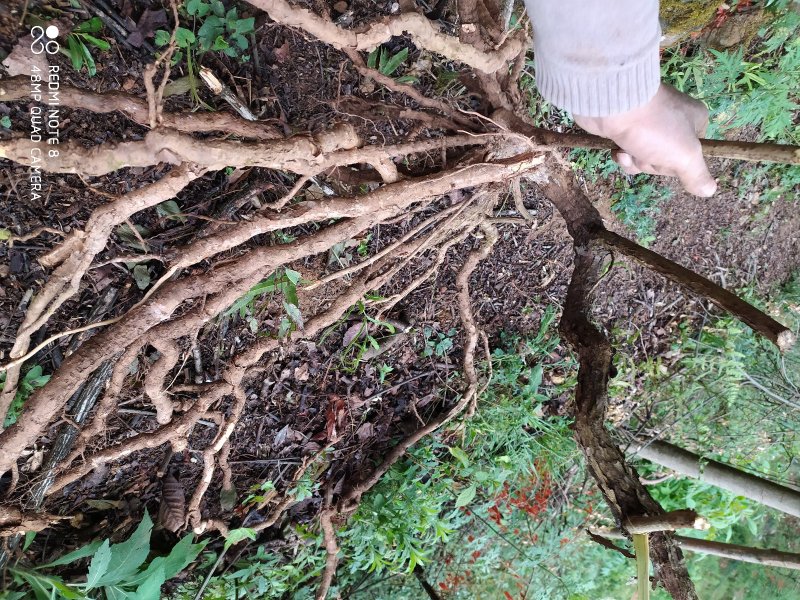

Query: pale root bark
left=246, top=0, right=527, bottom=74
left=630, top=440, right=800, bottom=519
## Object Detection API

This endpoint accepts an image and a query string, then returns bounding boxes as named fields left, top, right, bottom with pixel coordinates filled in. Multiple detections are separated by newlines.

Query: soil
left=0, top=0, right=798, bottom=589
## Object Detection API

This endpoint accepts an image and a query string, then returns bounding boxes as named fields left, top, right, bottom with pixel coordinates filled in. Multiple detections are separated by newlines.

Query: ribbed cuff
left=534, top=50, right=661, bottom=117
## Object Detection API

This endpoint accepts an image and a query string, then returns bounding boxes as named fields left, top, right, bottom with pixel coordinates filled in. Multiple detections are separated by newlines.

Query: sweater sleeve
left=523, top=0, right=662, bottom=117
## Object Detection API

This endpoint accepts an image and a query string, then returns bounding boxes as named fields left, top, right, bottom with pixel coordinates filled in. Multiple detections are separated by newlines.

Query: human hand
left=573, top=84, right=717, bottom=197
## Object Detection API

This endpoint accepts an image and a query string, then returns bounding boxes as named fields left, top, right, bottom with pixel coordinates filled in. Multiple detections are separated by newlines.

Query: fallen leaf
left=85, top=499, right=126, bottom=511
left=273, top=424, right=303, bottom=448
left=293, top=363, right=309, bottom=382
left=342, top=322, right=366, bottom=347
left=355, top=421, right=374, bottom=442
left=2, top=36, right=49, bottom=77
left=127, top=8, right=167, bottom=48
left=22, top=448, right=44, bottom=473
left=274, top=41, right=291, bottom=63
left=158, top=473, right=186, bottom=532
left=325, top=395, right=346, bottom=442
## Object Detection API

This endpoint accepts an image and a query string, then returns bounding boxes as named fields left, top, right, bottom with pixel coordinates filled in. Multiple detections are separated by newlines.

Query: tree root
left=0, top=165, right=200, bottom=427
left=144, top=339, right=181, bottom=424
left=247, top=0, right=527, bottom=74
left=316, top=507, right=340, bottom=600
left=0, top=76, right=283, bottom=140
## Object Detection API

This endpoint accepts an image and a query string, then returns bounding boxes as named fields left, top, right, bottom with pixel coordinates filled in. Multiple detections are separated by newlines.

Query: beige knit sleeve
left=523, top=0, right=662, bottom=117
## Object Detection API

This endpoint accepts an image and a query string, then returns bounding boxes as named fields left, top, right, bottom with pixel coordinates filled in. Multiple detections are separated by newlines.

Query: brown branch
left=0, top=76, right=282, bottom=140
left=629, top=440, right=800, bottom=519
left=414, top=566, right=445, bottom=600
left=0, top=506, right=68, bottom=536
left=625, top=510, right=709, bottom=534
left=143, top=338, right=180, bottom=424
left=597, top=530, right=800, bottom=571
left=585, top=529, right=636, bottom=560
left=247, top=0, right=527, bottom=74
left=512, top=126, right=800, bottom=165
left=598, top=229, right=795, bottom=351
left=342, top=49, right=477, bottom=130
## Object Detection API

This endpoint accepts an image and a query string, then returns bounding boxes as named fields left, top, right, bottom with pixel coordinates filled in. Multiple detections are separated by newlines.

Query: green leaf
left=367, top=48, right=379, bottom=70
left=223, top=527, right=256, bottom=551
left=0, top=115, right=10, bottom=129
left=79, top=38, right=97, bottom=76
left=380, top=47, right=408, bottom=77
left=174, top=27, right=196, bottom=49
left=211, top=0, right=226, bottom=17
left=74, top=17, right=103, bottom=33
left=132, top=264, right=151, bottom=290
left=103, top=585, right=128, bottom=600
left=86, top=540, right=112, bottom=589
left=211, top=35, right=230, bottom=51
left=115, top=223, right=151, bottom=251
left=284, top=268, right=302, bottom=285
left=454, top=484, right=477, bottom=508
left=528, top=363, right=543, bottom=392
left=186, top=0, right=210, bottom=17
left=67, top=36, right=84, bottom=71
left=129, top=534, right=205, bottom=586
left=154, top=30, right=170, bottom=47
left=448, top=446, right=470, bottom=469
left=130, top=565, right=164, bottom=600
left=233, top=17, right=255, bottom=35
left=14, top=569, right=84, bottom=600
left=283, top=301, right=304, bottom=331
left=94, top=511, right=153, bottom=587
left=39, top=540, right=102, bottom=568
left=156, top=200, right=186, bottom=223
left=23, top=531, right=36, bottom=552
left=220, top=485, right=238, bottom=512
left=81, top=34, right=110, bottom=51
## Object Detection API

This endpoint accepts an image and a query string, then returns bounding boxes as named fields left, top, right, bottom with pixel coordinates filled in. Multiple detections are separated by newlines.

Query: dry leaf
left=2, top=36, right=49, bottom=77
left=342, top=322, right=366, bottom=347
left=355, top=421, right=374, bottom=442
left=293, top=363, right=309, bottom=382
left=158, top=473, right=186, bottom=532
left=22, top=448, right=44, bottom=473
left=274, top=41, right=291, bottom=63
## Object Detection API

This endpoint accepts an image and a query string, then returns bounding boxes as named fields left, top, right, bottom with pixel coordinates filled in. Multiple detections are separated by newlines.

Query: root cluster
left=0, top=1, right=794, bottom=598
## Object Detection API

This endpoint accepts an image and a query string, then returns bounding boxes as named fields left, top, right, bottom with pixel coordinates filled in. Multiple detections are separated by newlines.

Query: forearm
left=524, top=0, right=661, bottom=117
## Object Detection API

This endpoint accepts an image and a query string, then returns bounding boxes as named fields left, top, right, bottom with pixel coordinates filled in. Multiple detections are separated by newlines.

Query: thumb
left=677, top=150, right=717, bottom=197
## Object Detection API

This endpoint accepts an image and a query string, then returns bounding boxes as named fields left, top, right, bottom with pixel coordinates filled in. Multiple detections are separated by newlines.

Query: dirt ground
left=0, top=0, right=798, bottom=577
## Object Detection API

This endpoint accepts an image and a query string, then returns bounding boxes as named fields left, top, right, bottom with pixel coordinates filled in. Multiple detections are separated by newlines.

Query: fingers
left=613, top=149, right=717, bottom=197
left=612, top=150, right=642, bottom=175
left=676, top=147, right=717, bottom=197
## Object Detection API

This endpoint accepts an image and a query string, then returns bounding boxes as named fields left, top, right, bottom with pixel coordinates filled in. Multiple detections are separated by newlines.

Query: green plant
left=422, top=327, right=457, bottom=358
left=321, top=300, right=397, bottom=372
left=6, top=512, right=205, bottom=599
left=224, top=267, right=303, bottom=336
left=1, top=115, right=11, bottom=129
left=367, top=46, right=415, bottom=83
left=63, top=17, right=110, bottom=77
left=610, top=176, right=672, bottom=244
left=1, top=364, right=50, bottom=427
left=157, top=0, right=254, bottom=61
